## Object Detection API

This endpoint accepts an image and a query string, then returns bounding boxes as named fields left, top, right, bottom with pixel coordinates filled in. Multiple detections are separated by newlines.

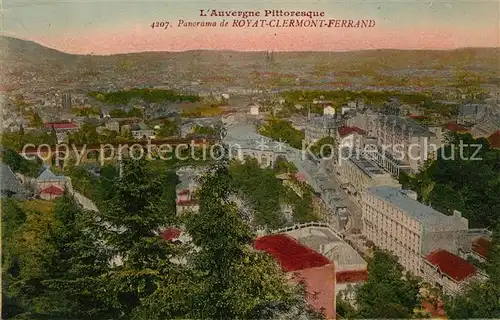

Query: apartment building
left=361, top=186, right=470, bottom=277
left=422, top=249, right=482, bottom=295
left=336, top=153, right=401, bottom=199
left=375, top=115, right=443, bottom=172
left=305, top=115, right=336, bottom=144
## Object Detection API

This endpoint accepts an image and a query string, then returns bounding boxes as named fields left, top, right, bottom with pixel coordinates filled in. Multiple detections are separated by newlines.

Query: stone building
left=361, top=186, right=470, bottom=277
left=336, top=153, right=401, bottom=199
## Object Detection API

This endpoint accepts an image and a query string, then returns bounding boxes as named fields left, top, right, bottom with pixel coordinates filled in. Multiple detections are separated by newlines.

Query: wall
left=290, top=264, right=336, bottom=319
left=421, top=229, right=470, bottom=256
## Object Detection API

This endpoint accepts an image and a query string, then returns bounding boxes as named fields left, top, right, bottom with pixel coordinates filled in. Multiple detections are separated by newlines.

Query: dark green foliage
left=64, top=165, right=98, bottom=199
left=2, top=195, right=117, bottom=319
left=403, top=133, right=500, bottom=228
left=353, top=249, right=421, bottom=318
left=2, top=148, right=42, bottom=176
left=259, top=119, right=305, bottom=149
left=310, top=136, right=337, bottom=158
left=192, top=124, right=216, bottom=136
left=229, top=159, right=287, bottom=229
left=89, top=88, right=199, bottom=105
left=230, top=159, right=317, bottom=228
left=1, top=198, right=26, bottom=241
left=68, top=123, right=99, bottom=145
left=97, top=157, right=186, bottom=318
left=274, top=156, right=298, bottom=174
left=109, top=106, right=144, bottom=118
left=2, top=151, right=314, bottom=319
left=185, top=154, right=317, bottom=319
left=1, top=131, right=57, bottom=151
left=155, top=119, right=179, bottom=138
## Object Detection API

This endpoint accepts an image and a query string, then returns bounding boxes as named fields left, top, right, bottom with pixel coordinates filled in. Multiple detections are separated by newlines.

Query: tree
left=353, top=249, right=421, bottom=318
left=1, top=199, right=28, bottom=319
left=2, top=148, right=42, bottom=176
left=30, top=111, right=44, bottom=128
left=156, top=119, right=178, bottom=138
left=184, top=147, right=317, bottom=318
left=2, top=195, right=116, bottom=319
left=445, top=224, right=500, bottom=319
left=98, top=156, right=188, bottom=318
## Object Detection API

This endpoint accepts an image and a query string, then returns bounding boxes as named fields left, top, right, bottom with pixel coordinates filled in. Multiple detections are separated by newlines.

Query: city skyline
left=2, top=0, right=499, bottom=54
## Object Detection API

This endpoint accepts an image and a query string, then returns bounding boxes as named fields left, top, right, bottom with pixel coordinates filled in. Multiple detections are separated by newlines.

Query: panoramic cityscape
left=1, top=0, right=499, bottom=319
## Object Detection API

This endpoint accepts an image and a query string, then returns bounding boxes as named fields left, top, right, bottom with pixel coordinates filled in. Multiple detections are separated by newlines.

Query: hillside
left=1, top=36, right=499, bottom=91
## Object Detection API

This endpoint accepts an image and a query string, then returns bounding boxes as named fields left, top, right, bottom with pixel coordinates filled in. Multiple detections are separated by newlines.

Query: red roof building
left=488, top=130, right=500, bottom=149
left=161, top=227, right=182, bottom=241
left=44, top=121, right=79, bottom=130
left=471, top=237, right=492, bottom=260
left=39, top=185, right=64, bottom=200
left=336, top=269, right=368, bottom=284
left=425, top=249, right=477, bottom=282
left=444, top=122, right=470, bottom=133
left=337, top=126, right=366, bottom=138
left=255, top=235, right=335, bottom=319
left=293, top=173, right=307, bottom=184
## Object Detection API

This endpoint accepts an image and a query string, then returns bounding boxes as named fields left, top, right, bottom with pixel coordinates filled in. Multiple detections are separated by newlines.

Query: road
left=284, top=147, right=363, bottom=233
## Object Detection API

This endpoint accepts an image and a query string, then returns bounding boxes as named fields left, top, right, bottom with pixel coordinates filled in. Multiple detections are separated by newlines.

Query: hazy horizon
left=3, top=35, right=500, bottom=57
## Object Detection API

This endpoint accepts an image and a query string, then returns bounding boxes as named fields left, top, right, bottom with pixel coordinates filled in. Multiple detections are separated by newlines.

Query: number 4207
left=151, top=21, right=170, bottom=29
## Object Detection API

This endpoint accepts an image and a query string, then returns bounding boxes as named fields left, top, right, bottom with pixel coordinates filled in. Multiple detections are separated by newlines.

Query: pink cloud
left=20, top=24, right=500, bottom=54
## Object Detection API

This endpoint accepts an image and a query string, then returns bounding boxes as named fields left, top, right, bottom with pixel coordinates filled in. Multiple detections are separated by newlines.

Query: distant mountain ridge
left=2, top=35, right=500, bottom=57
left=1, top=36, right=499, bottom=91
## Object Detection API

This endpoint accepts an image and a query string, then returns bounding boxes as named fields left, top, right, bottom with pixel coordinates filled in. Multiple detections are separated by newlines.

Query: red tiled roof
left=472, top=237, right=492, bottom=259
left=44, top=122, right=79, bottom=129
left=39, top=185, right=64, bottom=196
left=421, top=300, right=446, bottom=317
left=293, top=173, right=307, bottom=183
left=425, top=249, right=476, bottom=282
left=488, top=130, right=500, bottom=149
left=254, top=234, right=331, bottom=272
left=176, top=199, right=198, bottom=206
left=177, top=189, right=190, bottom=196
left=338, top=126, right=366, bottom=138
left=444, top=122, right=470, bottom=133
left=336, top=269, right=368, bottom=284
left=162, top=227, right=182, bottom=241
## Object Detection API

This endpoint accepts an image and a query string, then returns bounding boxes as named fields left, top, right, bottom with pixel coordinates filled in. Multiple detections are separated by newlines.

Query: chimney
left=453, top=210, right=461, bottom=218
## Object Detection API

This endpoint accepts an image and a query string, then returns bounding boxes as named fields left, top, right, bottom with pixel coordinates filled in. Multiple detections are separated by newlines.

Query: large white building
left=361, top=186, right=470, bottom=278
left=348, top=112, right=445, bottom=173
left=374, top=115, right=444, bottom=172
left=336, top=153, right=401, bottom=199
left=224, top=123, right=287, bottom=168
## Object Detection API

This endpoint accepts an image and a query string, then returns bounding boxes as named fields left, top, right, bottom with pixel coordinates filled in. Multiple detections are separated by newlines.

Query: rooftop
left=0, top=163, right=24, bottom=195
left=380, top=115, right=435, bottom=137
left=338, top=126, right=366, bottom=138
left=471, top=236, right=492, bottom=259
left=349, top=155, right=386, bottom=176
left=40, top=185, right=64, bottom=196
left=162, top=227, right=183, bottom=241
left=444, top=122, right=470, bottom=133
left=366, top=186, right=467, bottom=230
left=44, top=121, right=78, bottom=130
left=425, top=249, right=476, bottom=282
left=37, top=167, right=67, bottom=182
left=286, top=227, right=366, bottom=270
left=254, top=234, right=331, bottom=272
left=488, top=130, right=500, bottom=149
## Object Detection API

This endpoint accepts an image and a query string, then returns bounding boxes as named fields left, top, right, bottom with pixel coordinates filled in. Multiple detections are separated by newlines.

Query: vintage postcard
left=1, top=0, right=499, bottom=319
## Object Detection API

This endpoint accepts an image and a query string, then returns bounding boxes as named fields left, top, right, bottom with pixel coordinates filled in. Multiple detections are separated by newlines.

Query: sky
left=1, top=0, right=499, bottom=54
